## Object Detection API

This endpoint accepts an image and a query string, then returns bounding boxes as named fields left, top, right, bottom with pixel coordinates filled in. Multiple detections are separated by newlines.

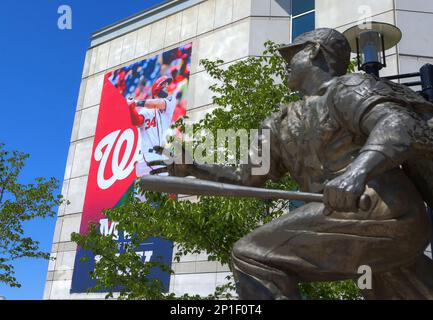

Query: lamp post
left=343, top=22, right=433, bottom=104
left=343, top=21, right=402, bottom=77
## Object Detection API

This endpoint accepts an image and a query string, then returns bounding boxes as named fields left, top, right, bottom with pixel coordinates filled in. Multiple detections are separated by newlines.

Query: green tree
left=72, top=41, right=362, bottom=300
left=0, top=143, right=63, bottom=287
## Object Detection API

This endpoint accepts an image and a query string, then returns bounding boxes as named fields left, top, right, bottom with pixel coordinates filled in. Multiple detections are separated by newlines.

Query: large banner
left=70, top=43, right=192, bottom=293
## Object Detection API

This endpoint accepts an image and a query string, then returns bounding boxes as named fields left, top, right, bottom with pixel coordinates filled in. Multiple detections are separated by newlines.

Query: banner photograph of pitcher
left=70, top=43, right=192, bottom=294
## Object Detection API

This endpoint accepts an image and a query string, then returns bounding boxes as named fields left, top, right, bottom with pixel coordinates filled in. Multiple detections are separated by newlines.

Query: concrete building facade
left=44, top=0, right=433, bottom=299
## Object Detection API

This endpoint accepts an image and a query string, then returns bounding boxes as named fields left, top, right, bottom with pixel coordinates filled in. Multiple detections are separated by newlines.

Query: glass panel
left=292, top=0, right=314, bottom=16
left=359, top=31, right=383, bottom=65
left=292, top=12, right=315, bottom=40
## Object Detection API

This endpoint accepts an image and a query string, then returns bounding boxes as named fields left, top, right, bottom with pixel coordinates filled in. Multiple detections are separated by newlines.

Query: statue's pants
left=231, top=169, right=433, bottom=299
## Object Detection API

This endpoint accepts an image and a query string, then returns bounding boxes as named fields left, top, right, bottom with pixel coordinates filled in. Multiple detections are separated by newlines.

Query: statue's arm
left=156, top=112, right=288, bottom=187
left=349, top=102, right=426, bottom=181
left=324, top=100, right=428, bottom=211
left=187, top=163, right=245, bottom=185
left=192, top=116, right=288, bottom=187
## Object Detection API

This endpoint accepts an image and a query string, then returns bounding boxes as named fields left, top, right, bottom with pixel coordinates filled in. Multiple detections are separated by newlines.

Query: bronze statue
left=147, top=28, right=433, bottom=299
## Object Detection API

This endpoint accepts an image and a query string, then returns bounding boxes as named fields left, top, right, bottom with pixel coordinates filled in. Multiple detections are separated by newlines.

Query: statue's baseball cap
left=278, top=28, right=351, bottom=76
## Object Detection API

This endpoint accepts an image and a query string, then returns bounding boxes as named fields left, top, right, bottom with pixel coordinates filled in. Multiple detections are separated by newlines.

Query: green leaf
left=0, top=143, right=63, bottom=288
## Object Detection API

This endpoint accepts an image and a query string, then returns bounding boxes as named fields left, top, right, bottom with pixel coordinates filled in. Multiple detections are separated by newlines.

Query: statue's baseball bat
left=139, top=175, right=371, bottom=210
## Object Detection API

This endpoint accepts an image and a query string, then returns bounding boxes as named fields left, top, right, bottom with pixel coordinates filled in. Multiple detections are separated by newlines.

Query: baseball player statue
left=127, top=75, right=177, bottom=178
left=147, top=28, right=433, bottom=299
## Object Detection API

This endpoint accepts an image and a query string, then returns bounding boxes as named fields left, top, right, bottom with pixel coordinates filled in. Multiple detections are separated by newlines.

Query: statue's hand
left=323, top=169, right=367, bottom=212
left=147, top=145, right=194, bottom=177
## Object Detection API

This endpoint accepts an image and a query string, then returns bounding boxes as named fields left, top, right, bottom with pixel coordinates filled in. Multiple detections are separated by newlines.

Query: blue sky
left=0, top=0, right=165, bottom=300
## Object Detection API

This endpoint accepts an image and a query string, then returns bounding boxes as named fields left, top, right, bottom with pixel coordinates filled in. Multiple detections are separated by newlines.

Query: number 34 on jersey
left=144, top=116, right=157, bottom=130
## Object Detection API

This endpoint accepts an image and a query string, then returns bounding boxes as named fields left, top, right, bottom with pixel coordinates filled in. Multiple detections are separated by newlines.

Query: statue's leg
left=231, top=202, right=349, bottom=300
left=231, top=169, right=432, bottom=300
left=362, top=254, right=433, bottom=300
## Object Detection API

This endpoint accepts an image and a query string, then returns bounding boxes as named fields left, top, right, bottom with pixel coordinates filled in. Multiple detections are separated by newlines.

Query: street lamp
left=343, top=21, right=402, bottom=77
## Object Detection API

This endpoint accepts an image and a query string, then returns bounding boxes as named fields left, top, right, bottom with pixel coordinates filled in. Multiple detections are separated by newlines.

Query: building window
left=292, top=12, right=315, bottom=40
left=291, top=0, right=315, bottom=42
left=292, top=0, right=315, bottom=16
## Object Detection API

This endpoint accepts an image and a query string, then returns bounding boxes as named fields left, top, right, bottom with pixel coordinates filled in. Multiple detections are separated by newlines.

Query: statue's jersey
left=263, top=95, right=362, bottom=193
left=251, top=73, right=433, bottom=198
